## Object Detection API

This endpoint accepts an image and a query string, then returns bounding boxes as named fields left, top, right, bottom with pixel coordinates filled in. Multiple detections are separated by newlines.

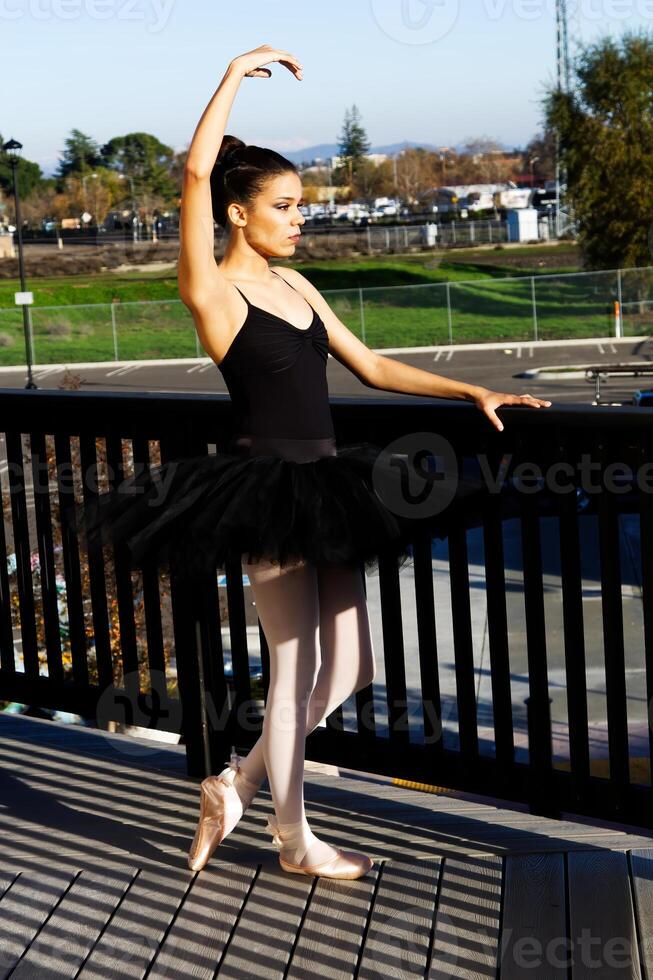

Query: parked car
left=633, top=389, right=653, bottom=406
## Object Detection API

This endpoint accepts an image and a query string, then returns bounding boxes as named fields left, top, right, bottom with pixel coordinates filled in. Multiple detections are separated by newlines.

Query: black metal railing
left=0, top=389, right=652, bottom=829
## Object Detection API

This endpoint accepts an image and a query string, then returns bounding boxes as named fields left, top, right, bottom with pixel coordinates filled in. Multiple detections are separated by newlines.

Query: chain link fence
left=0, top=265, right=650, bottom=366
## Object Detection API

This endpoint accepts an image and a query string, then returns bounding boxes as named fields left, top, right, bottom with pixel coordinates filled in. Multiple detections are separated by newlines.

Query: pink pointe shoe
left=265, top=816, right=374, bottom=880
left=188, top=758, right=255, bottom=871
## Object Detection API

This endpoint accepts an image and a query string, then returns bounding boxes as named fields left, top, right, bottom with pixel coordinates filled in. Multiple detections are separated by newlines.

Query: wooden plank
left=500, top=853, right=566, bottom=979
left=0, top=868, right=73, bottom=980
left=9, top=867, right=134, bottom=979
left=356, top=858, right=441, bottom=977
left=76, top=866, right=193, bottom=979
left=568, top=850, right=642, bottom=979
left=427, top=853, right=502, bottom=978
left=285, top=863, right=379, bottom=978
left=628, top=848, right=653, bottom=980
left=215, top=865, right=310, bottom=979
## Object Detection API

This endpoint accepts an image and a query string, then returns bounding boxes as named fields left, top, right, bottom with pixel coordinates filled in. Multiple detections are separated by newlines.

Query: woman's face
left=232, top=172, right=306, bottom=257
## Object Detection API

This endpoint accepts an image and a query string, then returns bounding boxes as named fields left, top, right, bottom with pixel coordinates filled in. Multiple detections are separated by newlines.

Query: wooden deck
left=2, top=713, right=653, bottom=978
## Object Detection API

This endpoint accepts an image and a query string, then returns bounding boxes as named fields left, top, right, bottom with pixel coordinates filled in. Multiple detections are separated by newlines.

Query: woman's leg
left=305, top=562, right=376, bottom=732
left=234, top=563, right=376, bottom=850
left=238, top=555, right=341, bottom=866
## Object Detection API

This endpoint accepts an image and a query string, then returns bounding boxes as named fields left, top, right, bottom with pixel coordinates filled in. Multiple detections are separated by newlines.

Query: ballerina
left=84, top=45, right=551, bottom=880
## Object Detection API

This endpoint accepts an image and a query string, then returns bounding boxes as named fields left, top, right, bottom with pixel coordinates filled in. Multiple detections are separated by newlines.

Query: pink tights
left=234, top=557, right=376, bottom=867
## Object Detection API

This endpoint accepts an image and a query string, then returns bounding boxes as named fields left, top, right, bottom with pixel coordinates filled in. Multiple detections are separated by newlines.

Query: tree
left=545, top=30, right=653, bottom=269
left=336, top=105, right=371, bottom=188
left=352, top=158, right=394, bottom=201
left=101, top=132, right=177, bottom=227
left=394, top=147, right=438, bottom=207
left=524, top=129, right=556, bottom=181
left=55, top=129, right=104, bottom=181
left=0, top=132, right=44, bottom=204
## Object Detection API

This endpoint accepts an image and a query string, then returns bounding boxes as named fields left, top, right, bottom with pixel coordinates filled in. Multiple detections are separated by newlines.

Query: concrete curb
left=0, top=335, right=647, bottom=375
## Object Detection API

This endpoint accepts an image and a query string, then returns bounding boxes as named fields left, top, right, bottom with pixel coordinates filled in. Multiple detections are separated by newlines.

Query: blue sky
left=4, top=0, right=652, bottom=176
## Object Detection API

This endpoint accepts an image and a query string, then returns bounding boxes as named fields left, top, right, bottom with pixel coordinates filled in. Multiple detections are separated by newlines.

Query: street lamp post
left=119, top=173, right=138, bottom=241
left=529, top=155, right=540, bottom=189
left=3, top=139, right=37, bottom=390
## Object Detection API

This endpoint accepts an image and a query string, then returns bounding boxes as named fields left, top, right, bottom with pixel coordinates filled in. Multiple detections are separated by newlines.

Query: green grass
left=0, top=245, right=647, bottom=366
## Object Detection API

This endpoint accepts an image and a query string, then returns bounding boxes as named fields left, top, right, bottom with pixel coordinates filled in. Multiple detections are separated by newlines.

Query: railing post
left=168, top=559, right=212, bottom=778
left=446, top=280, right=453, bottom=345
left=524, top=695, right=559, bottom=818
left=531, top=275, right=538, bottom=342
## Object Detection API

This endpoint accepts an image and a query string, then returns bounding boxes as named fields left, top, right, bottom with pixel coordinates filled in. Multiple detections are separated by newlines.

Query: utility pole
left=555, top=0, right=574, bottom=238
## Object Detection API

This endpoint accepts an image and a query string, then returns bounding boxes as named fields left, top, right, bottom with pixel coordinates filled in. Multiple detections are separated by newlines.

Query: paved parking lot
left=1, top=335, right=652, bottom=405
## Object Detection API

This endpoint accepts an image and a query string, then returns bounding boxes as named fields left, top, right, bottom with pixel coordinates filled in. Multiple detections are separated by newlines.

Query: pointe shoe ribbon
left=265, top=815, right=284, bottom=849
left=264, top=814, right=374, bottom=880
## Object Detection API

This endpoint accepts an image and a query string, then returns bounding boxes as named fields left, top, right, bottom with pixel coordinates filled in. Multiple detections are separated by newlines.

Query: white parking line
left=446, top=349, right=453, bottom=361
left=516, top=347, right=522, bottom=358
left=609, top=343, right=617, bottom=353
left=529, top=345, right=534, bottom=358
left=199, top=362, right=216, bottom=373
left=34, top=367, right=62, bottom=379
left=105, top=364, right=141, bottom=377
left=433, top=350, right=443, bottom=362
left=186, top=363, right=207, bottom=373
left=597, top=343, right=605, bottom=354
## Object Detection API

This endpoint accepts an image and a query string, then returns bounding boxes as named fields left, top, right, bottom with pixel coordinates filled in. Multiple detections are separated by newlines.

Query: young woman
left=86, top=45, right=551, bottom=881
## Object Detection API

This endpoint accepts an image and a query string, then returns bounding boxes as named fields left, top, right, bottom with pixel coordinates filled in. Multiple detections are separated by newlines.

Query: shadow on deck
left=2, top=713, right=653, bottom=978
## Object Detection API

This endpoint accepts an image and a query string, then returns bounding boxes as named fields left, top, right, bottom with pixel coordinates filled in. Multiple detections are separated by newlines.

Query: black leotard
left=217, top=270, right=337, bottom=462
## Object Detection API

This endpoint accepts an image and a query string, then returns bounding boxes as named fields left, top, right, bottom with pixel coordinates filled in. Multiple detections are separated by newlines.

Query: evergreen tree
left=55, top=129, right=103, bottom=182
left=337, top=105, right=371, bottom=187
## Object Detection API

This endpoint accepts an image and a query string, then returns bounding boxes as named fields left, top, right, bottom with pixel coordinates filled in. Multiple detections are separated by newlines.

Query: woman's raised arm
left=178, top=46, right=303, bottom=306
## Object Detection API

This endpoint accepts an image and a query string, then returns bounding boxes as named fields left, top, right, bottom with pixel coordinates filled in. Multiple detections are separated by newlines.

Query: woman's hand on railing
left=229, top=45, right=303, bottom=81
left=473, top=389, right=552, bottom=432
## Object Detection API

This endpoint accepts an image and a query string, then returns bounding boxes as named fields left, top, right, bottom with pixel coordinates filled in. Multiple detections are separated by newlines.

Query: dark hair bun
left=209, top=136, right=297, bottom=230
left=217, top=135, right=246, bottom=168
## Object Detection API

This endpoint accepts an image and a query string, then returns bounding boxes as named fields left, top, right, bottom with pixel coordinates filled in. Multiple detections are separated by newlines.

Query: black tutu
left=73, top=438, right=528, bottom=581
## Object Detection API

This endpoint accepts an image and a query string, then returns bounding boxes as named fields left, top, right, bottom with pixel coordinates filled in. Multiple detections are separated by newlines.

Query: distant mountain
left=278, top=140, right=451, bottom=166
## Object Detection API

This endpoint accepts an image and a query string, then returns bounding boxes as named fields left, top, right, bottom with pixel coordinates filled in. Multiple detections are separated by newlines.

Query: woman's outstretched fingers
left=236, top=45, right=303, bottom=79
left=474, top=388, right=552, bottom=432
